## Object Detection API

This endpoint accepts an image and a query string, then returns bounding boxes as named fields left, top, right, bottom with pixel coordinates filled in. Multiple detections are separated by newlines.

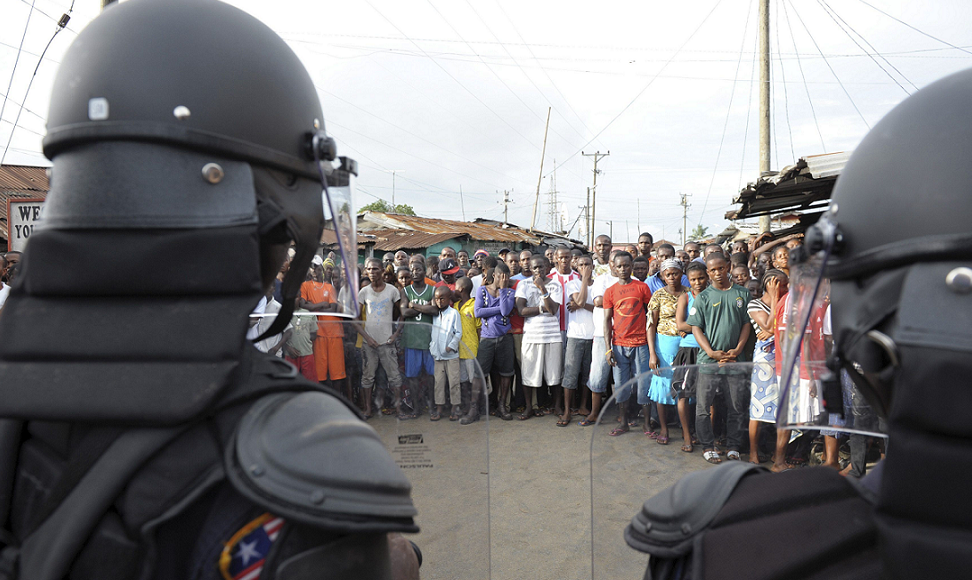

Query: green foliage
left=690, top=224, right=709, bottom=241
left=359, top=199, right=416, bottom=216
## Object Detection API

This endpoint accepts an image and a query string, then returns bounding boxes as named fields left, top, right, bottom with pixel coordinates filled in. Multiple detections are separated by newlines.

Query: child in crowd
left=285, top=297, right=318, bottom=382
left=748, top=269, right=788, bottom=467
left=455, top=277, right=482, bottom=424
left=731, top=264, right=751, bottom=288
left=688, top=253, right=753, bottom=464
left=632, top=256, right=650, bottom=282
left=673, top=261, right=708, bottom=452
left=581, top=250, right=619, bottom=426
left=356, top=258, right=404, bottom=419
left=401, top=261, right=438, bottom=418
left=515, top=255, right=563, bottom=420
left=430, top=285, right=462, bottom=421
left=300, top=256, right=346, bottom=389
left=562, top=255, right=595, bottom=427
left=476, top=261, right=517, bottom=420
left=603, top=251, right=653, bottom=436
left=646, top=259, right=687, bottom=446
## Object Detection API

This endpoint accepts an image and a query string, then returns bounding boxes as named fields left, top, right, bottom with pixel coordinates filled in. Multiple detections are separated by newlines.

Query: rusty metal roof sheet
left=1, top=165, right=49, bottom=240
left=727, top=151, right=849, bottom=220
left=358, top=211, right=540, bottom=244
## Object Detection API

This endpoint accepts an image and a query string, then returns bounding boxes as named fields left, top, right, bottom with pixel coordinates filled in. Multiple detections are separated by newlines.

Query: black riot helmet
left=0, top=0, right=357, bottom=425
left=42, top=0, right=359, bottom=337
left=781, top=66, right=972, bottom=578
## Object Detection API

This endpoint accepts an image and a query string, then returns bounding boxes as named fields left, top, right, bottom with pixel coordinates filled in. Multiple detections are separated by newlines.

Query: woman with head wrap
left=645, top=259, right=689, bottom=446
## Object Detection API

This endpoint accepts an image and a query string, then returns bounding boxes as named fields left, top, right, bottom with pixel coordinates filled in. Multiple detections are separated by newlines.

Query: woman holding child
left=646, top=259, right=689, bottom=446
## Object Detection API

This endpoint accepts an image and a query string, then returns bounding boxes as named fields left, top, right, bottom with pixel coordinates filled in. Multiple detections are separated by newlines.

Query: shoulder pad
left=625, top=462, right=764, bottom=557
left=225, top=391, right=418, bottom=534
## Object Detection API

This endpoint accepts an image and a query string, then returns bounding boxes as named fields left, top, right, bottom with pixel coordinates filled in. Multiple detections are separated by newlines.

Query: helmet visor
left=314, top=134, right=359, bottom=318
left=776, top=215, right=887, bottom=437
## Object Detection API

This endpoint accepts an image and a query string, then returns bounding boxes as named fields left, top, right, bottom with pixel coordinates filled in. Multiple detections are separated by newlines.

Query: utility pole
left=607, top=220, right=613, bottom=241
left=679, top=193, right=692, bottom=246
left=585, top=187, right=592, bottom=246
left=530, top=107, right=552, bottom=231
left=381, top=169, right=406, bottom=209
left=459, top=185, right=466, bottom=221
left=581, top=150, right=609, bottom=248
left=546, top=161, right=559, bottom=232
left=499, top=190, right=512, bottom=224
left=758, top=0, right=772, bottom=234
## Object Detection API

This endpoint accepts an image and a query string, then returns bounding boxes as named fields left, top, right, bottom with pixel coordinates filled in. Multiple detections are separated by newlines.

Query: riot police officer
left=0, top=1, right=420, bottom=578
left=624, top=65, right=972, bottom=579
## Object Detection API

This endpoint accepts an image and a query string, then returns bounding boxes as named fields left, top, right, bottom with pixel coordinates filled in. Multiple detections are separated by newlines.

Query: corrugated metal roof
left=728, top=152, right=849, bottom=220
left=368, top=229, right=463, bottom=251
left=1, top=165, right=49, bottom=240
left=358, top=212, right=539, bottom=244
left=0, top=165, right=48, bottom=192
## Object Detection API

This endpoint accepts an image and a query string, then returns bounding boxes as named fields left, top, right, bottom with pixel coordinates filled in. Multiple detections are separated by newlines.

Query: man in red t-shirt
left=603, top=251, right=653, bottom=435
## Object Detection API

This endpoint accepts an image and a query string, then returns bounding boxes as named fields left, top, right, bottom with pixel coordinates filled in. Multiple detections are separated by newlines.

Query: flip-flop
left=609, top=426, right=629, bottom=437
left=644, top=429, right=658, bottom=439
left=430, top=412, right=441, bottom=422
left=578, top=418, right=596, bottom=427
left=656, top=436, right=670, bottom=445
left=681, top=444, right=694, bottom=453
left=556, top=418, right=570, bottom=427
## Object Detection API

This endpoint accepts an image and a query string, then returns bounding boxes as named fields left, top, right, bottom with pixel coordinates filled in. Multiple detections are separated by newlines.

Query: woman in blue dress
left=647, top=259, right=687, bottom=446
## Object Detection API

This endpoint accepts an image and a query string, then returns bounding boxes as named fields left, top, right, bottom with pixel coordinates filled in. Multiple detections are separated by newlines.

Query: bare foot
left=839, top=464, right=853, bottom=477
left=578, top=408, right=591, bottom=416
left=770, top=462, right=795, bottom=473
left=821, top=460, right=841, bottom=470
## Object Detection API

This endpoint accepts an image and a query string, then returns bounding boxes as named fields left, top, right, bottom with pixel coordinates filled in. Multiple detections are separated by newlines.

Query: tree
left=690, top=224, right=709, bottom=241
left=359, top=199, right=416, bottom=216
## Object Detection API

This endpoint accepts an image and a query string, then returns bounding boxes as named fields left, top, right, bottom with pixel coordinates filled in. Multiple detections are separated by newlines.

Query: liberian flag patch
left=219, top=513, right=285, bottom=580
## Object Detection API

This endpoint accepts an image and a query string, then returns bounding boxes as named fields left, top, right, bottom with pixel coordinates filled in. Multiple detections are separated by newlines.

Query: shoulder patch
left=736, top=296, right=744, bottom=308
left=219, top=512, right=285, bottom=580
left=689, top=307, right=697, bottom=316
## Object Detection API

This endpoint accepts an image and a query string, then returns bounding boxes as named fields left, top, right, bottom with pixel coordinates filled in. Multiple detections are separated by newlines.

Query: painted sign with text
left=7, top=199, right=45, bottom=252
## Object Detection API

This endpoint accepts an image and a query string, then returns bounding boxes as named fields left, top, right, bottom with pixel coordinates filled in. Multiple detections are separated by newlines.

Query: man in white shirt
left=580, top=251, right=619, bottom=426
left=515, top=255, right=562, bottom=420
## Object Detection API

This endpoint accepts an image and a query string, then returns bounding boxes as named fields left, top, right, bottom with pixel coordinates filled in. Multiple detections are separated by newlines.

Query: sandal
left=656, top=435, right=670, bottom=445
left=703, top=450, right=722, bottom=464
left=726, top=450, right=741, bottom=461
left=556, top=417, right=571, bottom=427
left=644, top=429, right=658, bottom=439
left=681, top=443, right=694, bottom=453
left=449, top=406, right=461, bottom=421
left=397, top=412, right=417, bottom=421
left=609, top=426, right=629, bottom=437
left=578, top=418, right=596, bottom=427
left=430, top=411, right=441, bottom=421
left=517, top=408, right=534, bottom=421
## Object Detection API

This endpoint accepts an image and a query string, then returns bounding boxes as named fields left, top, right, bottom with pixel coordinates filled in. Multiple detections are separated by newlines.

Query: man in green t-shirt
left=687, top=253, right=752, bottom=464
left=402, top=260, right=439, bottom=416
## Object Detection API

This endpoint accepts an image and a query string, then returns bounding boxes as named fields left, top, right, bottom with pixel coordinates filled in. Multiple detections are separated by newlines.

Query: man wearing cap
left=300, top=255, right=346, bottom=387
left=436, top=258, right=461, bottom=294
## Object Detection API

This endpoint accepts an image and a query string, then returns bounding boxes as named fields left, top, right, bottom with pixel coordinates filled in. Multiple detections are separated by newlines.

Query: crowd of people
left=241, top=231, right=881, bottom=475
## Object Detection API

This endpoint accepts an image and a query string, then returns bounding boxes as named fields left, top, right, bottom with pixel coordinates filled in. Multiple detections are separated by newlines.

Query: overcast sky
left=3, top=0, right=972, bottom=243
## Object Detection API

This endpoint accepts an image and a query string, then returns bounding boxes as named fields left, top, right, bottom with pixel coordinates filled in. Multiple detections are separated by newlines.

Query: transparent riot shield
left=255, top=314, right=492, bottom=579
left=589, top=358, right=866, bottom=578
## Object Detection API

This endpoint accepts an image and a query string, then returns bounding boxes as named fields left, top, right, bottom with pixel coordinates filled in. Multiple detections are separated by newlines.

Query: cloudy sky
left=2, top=0, right=972, bottom=243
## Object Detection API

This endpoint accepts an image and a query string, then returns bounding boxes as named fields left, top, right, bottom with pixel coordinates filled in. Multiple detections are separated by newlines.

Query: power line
left=699, top=0, right=754, bottom=226
left=787, top=0, right=870, bottom=130
left=490, top=0, right=606, bottom=149
left=1, top=4, right=72, bottom=165
left=362, top=0, right=542, bottom=153
left=542, top=0, right=726, bottom=180
left=781, top=0, right=826, bottom=151
left=775, top=0, right=796, bottom=163
left=0, top=0, right=37, bottom=139
left=739, top=26, right=759, bottom=191
left=462, top=0, right=593, bottom=147
left=855, top=0, right=972, bottom=56
left=815, top=0, right=911, bottom=95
